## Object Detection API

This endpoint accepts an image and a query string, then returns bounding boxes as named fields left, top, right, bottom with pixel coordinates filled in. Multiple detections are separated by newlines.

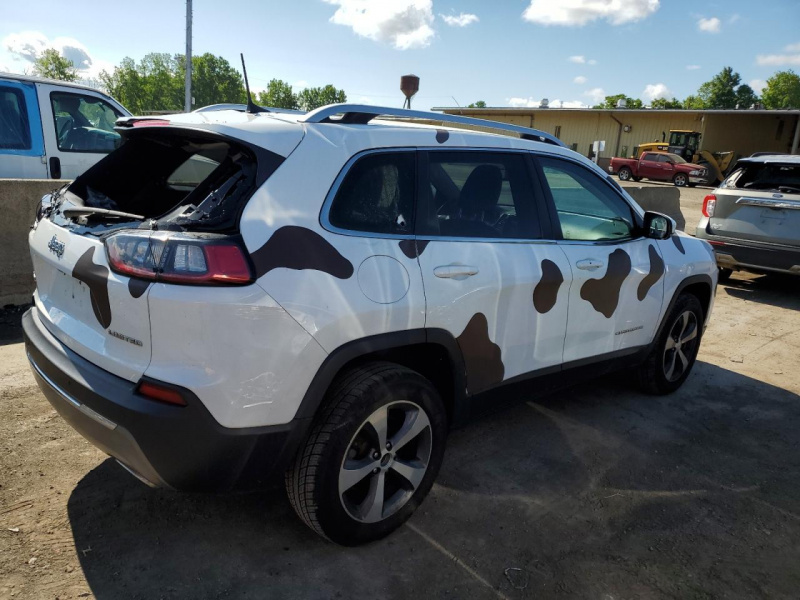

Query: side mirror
left=643, top=211, right=674, bottom=240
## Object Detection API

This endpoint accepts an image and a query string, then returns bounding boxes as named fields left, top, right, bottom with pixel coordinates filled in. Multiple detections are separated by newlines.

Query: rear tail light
left=137, top=380, right=187, bottom=406
left=702, top=194, right=717, bottom=218
left=105, top=231, right=253, bottom=285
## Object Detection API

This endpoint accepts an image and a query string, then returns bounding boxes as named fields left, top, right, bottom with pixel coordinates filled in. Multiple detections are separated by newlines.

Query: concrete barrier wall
left=0, top=179, right=685, bottom=307
left=623, top=185, right=685, bottom=232
left=0, top=180, right=69, bottom=306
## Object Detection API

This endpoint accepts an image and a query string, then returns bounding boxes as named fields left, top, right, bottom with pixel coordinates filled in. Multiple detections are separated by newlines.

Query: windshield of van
left=724, top=162, right=800, bottom=193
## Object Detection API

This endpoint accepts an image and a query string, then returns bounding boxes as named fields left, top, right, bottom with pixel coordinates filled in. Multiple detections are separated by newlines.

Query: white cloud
left=783, top=42, right=800, bottom=52
left=697, top=17, right=721, bottom=33
left=584, top=87, right=606, bottom=104
left=642, top=83, right=671, bottom=101
left=728, top=13, right=741, bottom=24
left=573, top=75, right=587, bottom=84
left=749, top=79, right=767, bottom=94
left=2, top=30, right=112, bottom=78
left=686, top=64, right=701, bottom=70
left=756, top=53, right=800, bottom=66
left=523, top=0, right=659, bottom=26
left=324, top=0, right=435, bottom=50
left=440, top=13, right=478, bottom=27
left=587, top=59, right=597, bottom=65
left=508, top=97, right=540, bottom=107
left=507, top=97, right=586, bottom=108
left=569, top=55, right=585, bottom=63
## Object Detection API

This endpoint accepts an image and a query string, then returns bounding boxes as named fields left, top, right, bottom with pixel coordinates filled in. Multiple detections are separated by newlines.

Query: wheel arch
left=654, top=274, right=714, bottom=342
left=295, top=329, right=468, bottom=427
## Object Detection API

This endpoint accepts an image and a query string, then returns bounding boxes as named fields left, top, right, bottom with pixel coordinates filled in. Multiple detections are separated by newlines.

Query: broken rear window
left=724, top=162, right=800, bottom=194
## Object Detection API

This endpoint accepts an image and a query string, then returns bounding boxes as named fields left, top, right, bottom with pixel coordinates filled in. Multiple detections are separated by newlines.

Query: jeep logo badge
left=47, top=235, right=65, bottom=259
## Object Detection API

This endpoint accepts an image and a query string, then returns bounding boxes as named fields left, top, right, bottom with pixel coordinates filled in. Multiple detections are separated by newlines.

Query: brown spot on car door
left=398, top=239, right=429, bottom=259
left=533, top=259, right=564, bottom=314
left=671, top=234, right=686, bottom=254
left=250, top=226, right=354, bottom=279
left=72, top=247, right=112, bottom=328
left=637, top=245, right=665, bottom=301
left=128, top=278, right=150, bottom=299
left=456, top=313, right=505, bottom=394
left=580, top=248, right=631, bottom=318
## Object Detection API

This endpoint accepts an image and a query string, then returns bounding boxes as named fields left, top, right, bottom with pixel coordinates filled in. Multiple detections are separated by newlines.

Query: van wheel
left=637, top=293, right=703, bottom=395
left=285, top=362, right=447, bottom=545
left=673, top=173, right=688, bottom=187
left=618, top=167, right=633, bottom=181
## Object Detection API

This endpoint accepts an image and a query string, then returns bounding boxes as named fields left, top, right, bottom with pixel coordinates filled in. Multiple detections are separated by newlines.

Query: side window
left=0, top=87, right=31, bottom=150
left=420, top=151, right=541, bottom=240
left=50, top=92, right=122, bottom=153
left=642, top=153, right=657, bottom=162
left=539, top=156, right=636, bottom=242
left=328, top=152, right=415, bottom=235
left=657, top=154, right=670, bottom=163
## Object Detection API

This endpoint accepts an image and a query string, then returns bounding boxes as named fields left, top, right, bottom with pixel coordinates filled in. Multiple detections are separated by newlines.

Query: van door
left=36, top=83, right=127, bottom=179
left=535, top=154, right=665, bottom=363
left=0, top=78, right=47, bottom=178
left=416, top=150, right=571, bottom=396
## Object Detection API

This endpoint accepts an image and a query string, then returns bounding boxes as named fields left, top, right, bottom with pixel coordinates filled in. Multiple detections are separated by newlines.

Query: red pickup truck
left=609, top=152, right=707, bottom=187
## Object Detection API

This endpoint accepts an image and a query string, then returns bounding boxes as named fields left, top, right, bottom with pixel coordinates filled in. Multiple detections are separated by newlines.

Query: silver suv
left=696, top=155, right=800, bottom=279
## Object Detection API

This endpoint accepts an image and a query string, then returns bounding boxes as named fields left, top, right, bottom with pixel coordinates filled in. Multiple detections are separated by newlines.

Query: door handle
left=434, top=265, right=479, bottom=280
left=576, top=259, right=604, bottom=271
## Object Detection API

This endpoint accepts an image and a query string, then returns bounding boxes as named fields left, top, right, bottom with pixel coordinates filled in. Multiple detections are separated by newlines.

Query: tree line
left=31, top=50, right=346, bottom=114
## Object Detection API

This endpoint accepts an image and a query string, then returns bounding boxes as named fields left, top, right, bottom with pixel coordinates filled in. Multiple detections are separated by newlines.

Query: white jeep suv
left=24, top=104, right=717, bottom=545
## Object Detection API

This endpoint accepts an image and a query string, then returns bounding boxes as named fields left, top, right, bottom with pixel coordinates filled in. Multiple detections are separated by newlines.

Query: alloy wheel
left=663, top=310, right=699, bottom=382
left=338, top=401, right=432, bottom=524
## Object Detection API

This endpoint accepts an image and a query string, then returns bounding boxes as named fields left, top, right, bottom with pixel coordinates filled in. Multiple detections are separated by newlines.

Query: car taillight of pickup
left=609, top=151, right=707, bottom=188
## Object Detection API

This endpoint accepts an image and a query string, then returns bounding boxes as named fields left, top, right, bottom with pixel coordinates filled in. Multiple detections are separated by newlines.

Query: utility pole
left=184, top=0, right=192, bottom=112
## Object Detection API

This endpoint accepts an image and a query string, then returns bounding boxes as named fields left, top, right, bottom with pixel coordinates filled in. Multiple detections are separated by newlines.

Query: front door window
left=50, top=92, right=122, bottom=153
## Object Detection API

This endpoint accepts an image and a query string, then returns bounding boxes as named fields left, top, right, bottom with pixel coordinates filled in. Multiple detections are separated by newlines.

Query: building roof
left=432, top=106, right=800, bottom=117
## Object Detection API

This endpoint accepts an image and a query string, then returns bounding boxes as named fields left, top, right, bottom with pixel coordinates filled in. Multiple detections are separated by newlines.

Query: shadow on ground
left=721, top=272, right=800, bottom=311
left=68, top=362, right=800, bottom=599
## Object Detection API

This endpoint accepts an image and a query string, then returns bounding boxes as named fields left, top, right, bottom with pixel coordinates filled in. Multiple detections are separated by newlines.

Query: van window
left=50, top=92, right=122, bottom=153
left=0, top=87, right=31, bottom=150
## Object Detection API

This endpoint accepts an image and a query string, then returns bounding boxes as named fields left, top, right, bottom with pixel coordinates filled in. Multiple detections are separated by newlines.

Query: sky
left=2, top=0, right=800, bottom=110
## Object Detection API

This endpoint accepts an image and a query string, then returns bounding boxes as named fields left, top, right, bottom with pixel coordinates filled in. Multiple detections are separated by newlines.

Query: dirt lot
left=2, top=186, right=800, bottom=599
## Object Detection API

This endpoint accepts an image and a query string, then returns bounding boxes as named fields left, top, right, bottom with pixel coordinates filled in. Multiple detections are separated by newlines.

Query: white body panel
left=0, top=154, right=47, bottom=178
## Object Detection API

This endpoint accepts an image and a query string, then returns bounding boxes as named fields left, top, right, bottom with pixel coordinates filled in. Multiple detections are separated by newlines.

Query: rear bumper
left=23, top=307, right=308, bottom=491
left=694, top=229, right=800, bottom=275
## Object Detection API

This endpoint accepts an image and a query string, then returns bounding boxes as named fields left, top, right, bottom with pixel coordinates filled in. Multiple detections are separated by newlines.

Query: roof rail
left=300, top=103, right=566, bottom=147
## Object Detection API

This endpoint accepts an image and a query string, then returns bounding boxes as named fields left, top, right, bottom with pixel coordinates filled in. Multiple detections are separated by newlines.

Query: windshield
left=723, top=162, right=800, bottom=193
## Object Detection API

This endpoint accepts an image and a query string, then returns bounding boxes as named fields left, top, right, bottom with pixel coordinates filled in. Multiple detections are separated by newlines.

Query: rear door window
left=0, top=86, right=31, bottom=150
left=50, top=91, right=122, bottom=153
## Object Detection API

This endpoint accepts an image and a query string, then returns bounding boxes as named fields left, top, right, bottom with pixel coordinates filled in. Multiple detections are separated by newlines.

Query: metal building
left=432, top=106, right=800, bottom=168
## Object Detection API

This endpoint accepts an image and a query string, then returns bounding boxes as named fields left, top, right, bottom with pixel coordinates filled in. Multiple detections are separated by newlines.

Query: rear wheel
left=718, top=267, right=733, bottom=282
left=637, top=293, right=703, bottom=395
left=632, top=176, right=642, bottom=182
left=285, top=362, right=447, bottom=545
left=673, top=173, right=688, bottom=187
left=618, top=167, right=633, bottom=181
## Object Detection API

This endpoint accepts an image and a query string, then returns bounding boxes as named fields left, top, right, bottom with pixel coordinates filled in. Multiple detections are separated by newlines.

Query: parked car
left=610, top=151, right=708, bottom=187
left=696, top=154, right=800, bottom=279
left=0, top=72, right=129, bottom=179
left=23, top=104, right=717, bottom=545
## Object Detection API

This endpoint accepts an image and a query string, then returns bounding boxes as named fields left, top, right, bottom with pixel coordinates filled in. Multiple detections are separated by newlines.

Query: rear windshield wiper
left=62, top=207, right=145, bottom=221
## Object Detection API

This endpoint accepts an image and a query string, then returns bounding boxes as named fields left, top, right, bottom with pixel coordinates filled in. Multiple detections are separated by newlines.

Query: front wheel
left=673, top=173, right=688, bottom=187
left=285, top=362, right=447, bottom=545
left=618, top=167, right=633, bottom=181
left=637, top=293, right=704, bottom=395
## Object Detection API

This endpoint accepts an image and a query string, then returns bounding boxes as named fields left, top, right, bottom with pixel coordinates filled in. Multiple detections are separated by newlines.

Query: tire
left=618, top=167, right=633, bottom=182
left=632, top=176, right=642, bottom=182
left=636, top=293, right=704, bottom=395
left=687, top=183, right=697, bottom=188
left=718, top=267, right=733, bottom=282
left=673, top=173, right=688, bottom=187
left=285, top=362, right=447, bottom=545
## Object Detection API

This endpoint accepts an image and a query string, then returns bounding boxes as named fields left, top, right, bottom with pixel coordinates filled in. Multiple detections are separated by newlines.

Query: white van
left=0, top=73, right=130, bottom=179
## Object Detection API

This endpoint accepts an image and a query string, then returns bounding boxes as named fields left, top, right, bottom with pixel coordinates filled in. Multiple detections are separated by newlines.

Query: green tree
left=695, top=66, right=759, bottom=109
left=182, top=53, right=245, bottom=107
left=651, top=97, right=683, bottom=109
left=761, top=70, right=800, bottom=109
left=467, top=100, right=487, bottom=108
left=256, top=79, right=298, bottom=109
left=593, top=93, right=643, bottom=109
left=33, top=48, right=78, bottom=82
left=683, top=94, right=706, bottom=109
left=735, top=84, right=758, bottom=109
left=297, top=85, right=347, bottom=111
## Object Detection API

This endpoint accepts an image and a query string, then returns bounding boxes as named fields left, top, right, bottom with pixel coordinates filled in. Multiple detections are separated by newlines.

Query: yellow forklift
left=635, top=130, right=737, bottom=185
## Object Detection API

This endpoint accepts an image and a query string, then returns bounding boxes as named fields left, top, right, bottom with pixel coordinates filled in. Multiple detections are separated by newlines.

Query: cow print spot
left=456, top=313, right=504, bottom=395
left=398, top=239, right=429, bottom=259
left=128, top=278, right=150, bottom=299
left=637, top=245, right=665, bottom=301
left=250, top=226, right=354, bottom=279
left=671, top=234, right=686, bottom=254
left=435, top=129, right=449, bottom=144
left=72, top=248, right=112, bottom=328
left=533, top=259, right=564, bottom=314
left=580, top=248, right=632, bottom=318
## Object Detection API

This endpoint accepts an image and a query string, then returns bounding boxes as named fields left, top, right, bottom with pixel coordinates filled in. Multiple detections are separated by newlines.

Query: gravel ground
left=2, top=186, right=799, bottom=599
